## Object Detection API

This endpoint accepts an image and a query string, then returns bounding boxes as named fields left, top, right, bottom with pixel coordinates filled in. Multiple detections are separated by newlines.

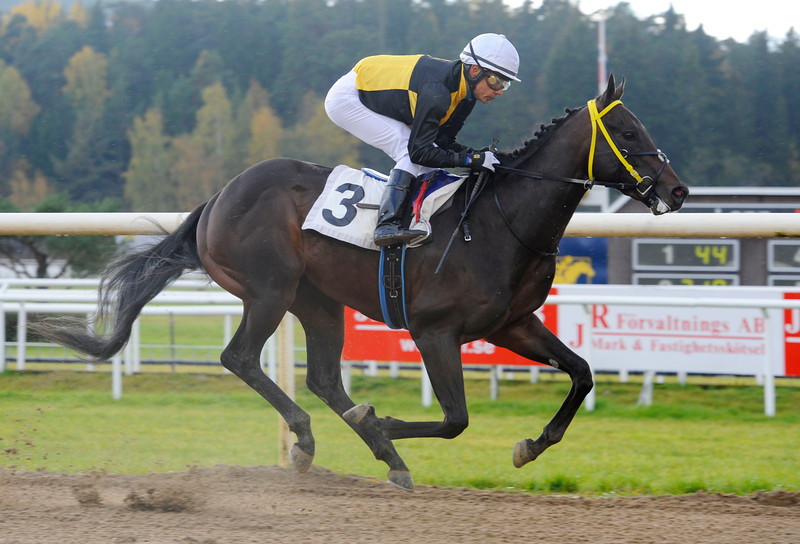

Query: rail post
left=582, top=304, right=596, bottom=412
left=0, top=301, right=5, bottom=373
left=277, top=314, right=296, bottom=468
left=762, top=308, right=776, bottom=417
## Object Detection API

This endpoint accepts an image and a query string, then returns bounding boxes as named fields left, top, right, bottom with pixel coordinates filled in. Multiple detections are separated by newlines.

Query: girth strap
left=378, top=244, right=409, bottom=330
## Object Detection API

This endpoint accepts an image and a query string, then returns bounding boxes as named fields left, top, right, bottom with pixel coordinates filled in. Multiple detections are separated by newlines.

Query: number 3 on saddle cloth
left=301, top=164, right=467, bottom=329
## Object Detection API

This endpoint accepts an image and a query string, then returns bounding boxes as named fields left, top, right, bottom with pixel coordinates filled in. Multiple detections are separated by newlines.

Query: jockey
left=325, top=33, right=521, bottom=247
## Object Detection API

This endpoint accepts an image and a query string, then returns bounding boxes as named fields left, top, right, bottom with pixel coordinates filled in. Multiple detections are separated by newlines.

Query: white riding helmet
left=459, top=33, right=521, bottom=82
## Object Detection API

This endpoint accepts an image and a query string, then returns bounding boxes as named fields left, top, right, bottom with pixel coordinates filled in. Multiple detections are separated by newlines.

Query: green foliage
left=0, top=0, right=799, bottom=210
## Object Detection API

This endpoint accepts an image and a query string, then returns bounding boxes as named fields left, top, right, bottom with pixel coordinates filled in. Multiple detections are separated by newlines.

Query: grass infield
left=1, top=368, right=798, bottom=495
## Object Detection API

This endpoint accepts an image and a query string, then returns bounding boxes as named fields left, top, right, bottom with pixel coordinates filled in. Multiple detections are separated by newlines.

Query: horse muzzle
left=649, top=184, right=688, bottom=215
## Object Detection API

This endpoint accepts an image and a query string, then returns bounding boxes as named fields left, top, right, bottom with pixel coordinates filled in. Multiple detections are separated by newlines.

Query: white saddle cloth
left=302, top=165, right=465, bottom=251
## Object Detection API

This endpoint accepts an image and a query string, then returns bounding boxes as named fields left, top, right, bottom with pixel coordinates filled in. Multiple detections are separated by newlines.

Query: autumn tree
left=169, top=81, right=235, bottom=209
left=193, top=81, right=236, bottom=176
left=0, top=0, right=798, bottom=193
left=69, top=0, right=89, bottom=28
left=169, top=81, right=230, bottom=209
left=55, top=45, right=116, bottom=199
left=7, top=159, right=50, bottom=210
left=280, top=92, right=361, bottom=167
left=0, top=60, right=41, bottom=194
left=170, top=135, right=222, bottom=210
left=0, top=60, right=40, bottom=138
left=123, top=108, right=175, bottom=211
left=8, top=0, right=64, bottom=36
left=248, top=106, right=284, bottom=166
left=242, top=80, right=283, bottom=166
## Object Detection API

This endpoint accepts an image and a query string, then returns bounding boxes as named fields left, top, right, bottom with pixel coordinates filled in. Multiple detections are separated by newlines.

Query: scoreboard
left=605, top=188, right=800, bottom=286
left=632, top=239, right=740, bottom=285
left=768, top=240, right=800, bottom=286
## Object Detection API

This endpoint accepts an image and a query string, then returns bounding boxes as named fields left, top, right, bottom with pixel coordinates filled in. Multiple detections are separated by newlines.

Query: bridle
left=587, top=98, right=669, bottom=207
left=495, top=99, right=670, bottom=208
left=488, top=98, right=672, bottom=256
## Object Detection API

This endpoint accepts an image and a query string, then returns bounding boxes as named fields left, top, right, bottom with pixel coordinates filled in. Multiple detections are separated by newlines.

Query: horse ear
left=597, top=74, right=625, bottom=107
left=614, top=75, right=626, bottom=101
left=598, top=74, right=616, bottom=107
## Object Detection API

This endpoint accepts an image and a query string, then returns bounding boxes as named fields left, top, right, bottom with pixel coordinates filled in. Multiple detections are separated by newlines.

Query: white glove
left=468, top=151, right=500, bottom=172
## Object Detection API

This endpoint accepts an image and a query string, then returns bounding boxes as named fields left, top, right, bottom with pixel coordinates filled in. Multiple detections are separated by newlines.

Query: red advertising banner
left=783, top=292, right=800, bottom=377
left=342, top=289, right=558, bottom=366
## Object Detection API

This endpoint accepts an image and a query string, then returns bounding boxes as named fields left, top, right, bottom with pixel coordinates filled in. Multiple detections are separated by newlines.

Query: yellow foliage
left=70, top=0, right=88, bottom=27
left=62, top=45, right=110, bottom=111
left=0, top=61, right=40, bottom=136
left=248, top=107, right=283, bottom=164
left=8, top=161, right=50, bottom=209
left=171, top=136, right=225, bottom=210
left=8, top=0, right=64, bottom=35
left=123, top=109, right=175, bottom=211
left=243, top=80, right=272, bottom=112
left=306, top=102, right=361, bottom=166
left=194, top=82, right=234, bottom=157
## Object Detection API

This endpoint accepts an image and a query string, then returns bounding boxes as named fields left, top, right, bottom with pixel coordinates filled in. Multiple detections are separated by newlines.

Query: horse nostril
left=672, top=186, right=688, bottom=202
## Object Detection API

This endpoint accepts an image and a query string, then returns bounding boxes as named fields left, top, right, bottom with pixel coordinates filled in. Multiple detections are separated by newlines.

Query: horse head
left=588, top=74, right=688, bottom=214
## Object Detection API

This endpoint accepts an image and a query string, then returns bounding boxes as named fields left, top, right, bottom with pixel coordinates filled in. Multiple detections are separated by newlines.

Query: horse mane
left=499, top=105, right=584, bottom=165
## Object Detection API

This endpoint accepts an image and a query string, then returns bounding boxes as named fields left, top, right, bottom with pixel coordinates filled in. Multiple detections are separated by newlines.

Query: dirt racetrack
left=1, top=465, right=799, bottom=544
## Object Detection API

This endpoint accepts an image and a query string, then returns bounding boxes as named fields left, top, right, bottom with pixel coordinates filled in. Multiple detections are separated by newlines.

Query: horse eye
left=622, top=131, right=637, bottom=141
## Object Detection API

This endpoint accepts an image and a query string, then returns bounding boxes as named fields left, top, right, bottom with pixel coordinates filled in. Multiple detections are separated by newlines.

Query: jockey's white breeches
left=324, top=70, right=434, bottom=178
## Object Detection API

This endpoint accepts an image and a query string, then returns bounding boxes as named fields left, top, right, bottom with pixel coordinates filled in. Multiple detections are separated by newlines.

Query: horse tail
left=30, top=203, right=207, bottom=361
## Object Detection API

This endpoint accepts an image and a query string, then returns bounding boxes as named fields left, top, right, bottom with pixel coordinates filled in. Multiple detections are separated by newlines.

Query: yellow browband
left=587, top=99, right=645, bottom=184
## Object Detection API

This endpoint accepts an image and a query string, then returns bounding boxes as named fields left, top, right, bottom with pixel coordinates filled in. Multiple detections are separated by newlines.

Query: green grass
left=1, top=369, right=799, bottom=496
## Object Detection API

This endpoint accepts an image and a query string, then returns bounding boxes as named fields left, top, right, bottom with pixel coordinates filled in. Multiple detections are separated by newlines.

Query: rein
left=487, top=99, right=671, bottom=257
left=495, top=99, right=670, bottom=200
left=491, top=176, right=557, bottom=257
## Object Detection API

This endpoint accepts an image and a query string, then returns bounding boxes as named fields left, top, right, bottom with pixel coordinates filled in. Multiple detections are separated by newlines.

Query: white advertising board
left=548, top=285, right=797, bottom=377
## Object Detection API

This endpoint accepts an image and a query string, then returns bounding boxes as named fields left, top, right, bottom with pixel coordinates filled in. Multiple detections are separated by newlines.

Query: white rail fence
left=2, top=212, right=800, bottom=417
left=2, top=277, right=797, bottom=417
left=1, top=211, right=800, bottom=237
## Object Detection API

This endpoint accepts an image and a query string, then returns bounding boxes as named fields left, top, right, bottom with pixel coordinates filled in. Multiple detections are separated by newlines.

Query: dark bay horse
left=33, top=75, right=687, bottom=490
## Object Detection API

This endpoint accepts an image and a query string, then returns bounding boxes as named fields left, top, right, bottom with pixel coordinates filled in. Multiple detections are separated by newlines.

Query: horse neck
left=498, top=110, right=591, bottom=254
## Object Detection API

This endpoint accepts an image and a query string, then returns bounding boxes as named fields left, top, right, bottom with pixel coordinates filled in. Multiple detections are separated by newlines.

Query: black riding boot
left=374, top=169, right=426, bottom=247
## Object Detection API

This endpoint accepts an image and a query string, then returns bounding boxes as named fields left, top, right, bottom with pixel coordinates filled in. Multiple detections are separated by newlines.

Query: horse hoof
left=387, top=469, right=415, bottom=491
left=513, top=439, right=533, bottom=468
left=343, top=403, right=375, bottom=425
left=290, top=444, right=314, bottom=473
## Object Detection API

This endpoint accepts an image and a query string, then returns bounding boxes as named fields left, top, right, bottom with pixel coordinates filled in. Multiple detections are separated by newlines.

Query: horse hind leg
left=221, top=298, right=316, bottom=473
left=339, top=331, right=471, bottom=476
left=291, top=279, right=414, bottom=490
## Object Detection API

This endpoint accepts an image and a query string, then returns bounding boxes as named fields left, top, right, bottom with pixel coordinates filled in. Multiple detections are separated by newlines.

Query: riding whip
left=435, top=138, right=499, bottom=275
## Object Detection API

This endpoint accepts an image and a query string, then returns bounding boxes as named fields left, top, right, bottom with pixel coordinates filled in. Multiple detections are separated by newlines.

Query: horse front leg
left=486, top=312, right=593, bottom=468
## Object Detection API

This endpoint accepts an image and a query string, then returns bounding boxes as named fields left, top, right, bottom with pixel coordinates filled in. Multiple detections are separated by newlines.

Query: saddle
left=301, top=165, right=468, bottom=330
left=302, top=165, right=466, bottom=250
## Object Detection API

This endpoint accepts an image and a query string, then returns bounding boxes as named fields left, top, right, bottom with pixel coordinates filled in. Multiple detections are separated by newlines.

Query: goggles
left=484, top=71, right=511, bottom=92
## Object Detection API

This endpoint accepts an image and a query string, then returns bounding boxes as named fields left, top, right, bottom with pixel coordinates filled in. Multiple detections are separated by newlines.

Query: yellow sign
left=555, top=255, right=596, bottom=284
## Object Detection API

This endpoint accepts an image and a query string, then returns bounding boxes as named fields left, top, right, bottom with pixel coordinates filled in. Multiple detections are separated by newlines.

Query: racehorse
left=32, top=75, right=688, bottom=490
